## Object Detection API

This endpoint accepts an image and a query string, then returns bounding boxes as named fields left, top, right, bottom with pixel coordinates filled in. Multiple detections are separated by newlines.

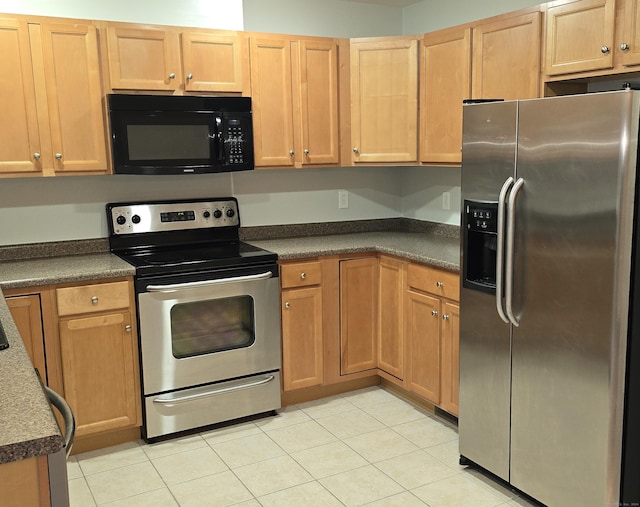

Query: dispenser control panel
left=466, top=202, right=498, bottom=233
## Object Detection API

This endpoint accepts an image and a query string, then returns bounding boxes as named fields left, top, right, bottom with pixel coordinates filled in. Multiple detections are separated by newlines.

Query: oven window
left=170, top=296, right=255, bottom=358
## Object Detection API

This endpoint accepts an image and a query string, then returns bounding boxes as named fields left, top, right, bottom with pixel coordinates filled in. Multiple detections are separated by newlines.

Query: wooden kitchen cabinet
left=249, top=34, right=340, bottom=168
left=350, top=36, right=419, bottom=164
left=378, top=256, right=405, bottom=380
left=56, top=280, right=141, bottom=438
left=471, top=11, right=541, bottom=100
left=280, top=261, right=324, bottom=391
left=105, top=23, right=246, bottom=93
left=420, top=27, right=471, bottom=165
left=340, top=257, right=378, bottom=375
left=0, top=16, right=107, bottom=176
left=6, top=294, right=47, bottom=383
left=406, top=263, right=460, bottom=416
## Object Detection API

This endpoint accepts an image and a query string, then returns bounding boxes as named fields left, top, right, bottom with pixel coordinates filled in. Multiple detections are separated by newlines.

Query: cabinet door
left=340, top=258, right=378, bottom=374
left=350, top=38, right=418, bottom=163
left=6, top=295, right=46, bottom=383
left=250, top=37, right=295, bottom=167
left=440, top=301, right=459, bottom=416
left=378, top=257, right=404, bottom=379
left=0, top=18, right=42, bottom=175
left=472, top=12, right=541, bottom=100
left=296, top=39, right=340, bottom=166
left=544, top=0, right=615, bottom=76
left=621, top=0, right=640, bottom=67
left=406, top=290, right=440, bottom=404
left=281, top=286, right=323, bottom=390
left=420, top=27, right=471, bottom=164
left=37, top=22, right=107, bottom=173
left=107, top=26, right=181, bottom=90
left=182, top=32, right=244, bottom=92
left=59, top=311, right=139, bottom=437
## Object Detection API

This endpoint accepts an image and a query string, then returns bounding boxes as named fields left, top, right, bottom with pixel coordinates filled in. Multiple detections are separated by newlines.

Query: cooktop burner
left=107, top=197, right=277, bottom=277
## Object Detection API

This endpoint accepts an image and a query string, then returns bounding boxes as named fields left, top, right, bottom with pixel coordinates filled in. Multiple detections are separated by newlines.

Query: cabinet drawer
left=280, top=261, right=322, bottom=288
left=407, top=264, right=459, bottom=301
left=56, top=281, right=130, bottom=316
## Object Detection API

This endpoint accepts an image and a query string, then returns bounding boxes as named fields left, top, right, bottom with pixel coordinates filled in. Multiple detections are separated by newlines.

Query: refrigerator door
left=459, top=100, right=517, bottom=481
left=510, top=91, right=637, bottom=507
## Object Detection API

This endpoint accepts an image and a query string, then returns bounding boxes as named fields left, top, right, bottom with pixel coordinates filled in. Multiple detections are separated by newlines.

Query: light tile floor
left=67, top=386, right=541, bottom=507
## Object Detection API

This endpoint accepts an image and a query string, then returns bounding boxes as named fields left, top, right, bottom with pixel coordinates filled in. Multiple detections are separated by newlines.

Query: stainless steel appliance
left=459, top=90, right=640, bottom=507
left=108, top=94, right=254, bottom=175
left=107, top=198, right=281, bottom=441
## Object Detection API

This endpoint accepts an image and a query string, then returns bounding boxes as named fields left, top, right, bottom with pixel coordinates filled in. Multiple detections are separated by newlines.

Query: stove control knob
left=226, top=209, right=235, bottom=218
left=203, top=210, right=211, bottom=218
left=131, top=214, right=141, bottom=224
left=213, top=209, right=223, bottom=219
left=116, top=215, right=126, bottom=225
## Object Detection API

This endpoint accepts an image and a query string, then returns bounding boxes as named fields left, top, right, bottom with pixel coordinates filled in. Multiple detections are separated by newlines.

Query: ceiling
left=341, top=0, right=423, bottom=7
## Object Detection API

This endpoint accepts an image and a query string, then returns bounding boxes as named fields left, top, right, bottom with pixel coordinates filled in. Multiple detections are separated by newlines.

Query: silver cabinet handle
left=505, top=177, right=524, bottom=327
left=442, top=314, right=449, bottom=321
left=285, top=301, right=290, bottom=309
left=33, top=152, right=41, bottom=160
left=91, top=296, right=99, bottom=305
left=496, top=176, right=514, bottom=324
left=186, top=73, right=193, bottom=79
left=300, top=272, right=306, bottom=279
left=147, top=271, right=272, bottom=292
left=153, top=375, right=276, bottom=405
left=304, top=149, right=309, bottom=155
left=55, top=153, right=62, bottom=160
left=289, top=150, right=295, bottom=156
left=431, top=310, right=438, bottom=317
left=601, top=45, right=610, bottom=54
left=125, top=325, right=132, bottom=332
left=169, top=72, right=176, bottom=79
left=436, top=281, right=444, bottom=288
left=621, top=43, right=629, bottom=51
left=353, top=147, right=359, bottom=154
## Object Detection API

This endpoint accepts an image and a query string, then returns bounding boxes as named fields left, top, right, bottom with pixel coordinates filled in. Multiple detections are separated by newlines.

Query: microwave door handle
left=146, top=271, right=273, bottom=292
left=215, top=116, right=225, bottom=163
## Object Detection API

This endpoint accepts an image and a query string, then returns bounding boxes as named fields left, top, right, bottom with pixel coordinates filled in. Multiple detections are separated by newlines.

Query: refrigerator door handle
left=505, top=177, right=525, bottom=327
left=496, top=176, right=514, bottom=324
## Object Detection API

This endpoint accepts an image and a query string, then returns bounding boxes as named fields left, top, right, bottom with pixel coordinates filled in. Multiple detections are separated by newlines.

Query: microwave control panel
left=221, top=113, right=254, bottom=168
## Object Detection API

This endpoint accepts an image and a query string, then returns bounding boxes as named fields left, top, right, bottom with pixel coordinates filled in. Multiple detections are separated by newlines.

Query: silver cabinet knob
left=353, top=147, right=359, bottom=154
left=300, top=272, right=306, bottom=279
left=442, top=314, right=450, bottom=321
left=289, top=150, right=295, bottom=156
left=601, top=46, right=610, bottom=54
left=33, top=152, right=41, bottom=160
left=436, top=281, right=444, bottom=288
left=125, top=325, right=132, bottom=332
left=91, top=296, right=99, bottom=305
left=621, top=43, right=629, bottom=51
left=55, top=153, right=62, bottom=160
left=186, top=73, right=193, bottom=79
left=431, top=310, right=438, bottom=317
left=169, top=72, right=176, bottom=79
left=303, top=149, right=309, bottom=155
left=284, top=301, right=290, bottom=309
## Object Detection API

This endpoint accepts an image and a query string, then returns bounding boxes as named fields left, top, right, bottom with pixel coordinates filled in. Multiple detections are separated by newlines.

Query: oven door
left=137, top=268, right=281, bottom=395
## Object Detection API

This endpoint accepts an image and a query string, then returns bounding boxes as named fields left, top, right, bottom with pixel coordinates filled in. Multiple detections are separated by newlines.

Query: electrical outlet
left=338, top=190, right=349, bottom=209
left=442, top=191, right=451, bottom=210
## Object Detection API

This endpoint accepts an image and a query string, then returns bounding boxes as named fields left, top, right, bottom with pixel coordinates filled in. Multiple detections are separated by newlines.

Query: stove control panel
left=108, top=199, right=239, bottom=235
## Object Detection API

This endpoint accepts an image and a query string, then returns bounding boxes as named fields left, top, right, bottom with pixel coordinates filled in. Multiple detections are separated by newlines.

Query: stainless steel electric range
left=107, top=197, right=281, bottom=442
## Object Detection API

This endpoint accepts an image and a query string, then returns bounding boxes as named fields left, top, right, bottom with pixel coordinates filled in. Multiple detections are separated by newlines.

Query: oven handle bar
left=152, top=375, right=276, bottom=405
left=145, top=271, right=273, bottom=292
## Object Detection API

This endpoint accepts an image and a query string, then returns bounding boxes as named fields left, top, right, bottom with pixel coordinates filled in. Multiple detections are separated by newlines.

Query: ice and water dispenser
left=463, top=200, right=498, bottom=294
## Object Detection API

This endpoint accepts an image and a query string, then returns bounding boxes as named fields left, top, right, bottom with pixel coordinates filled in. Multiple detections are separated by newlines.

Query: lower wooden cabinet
left=440, top=301, right=460, bottom=415
left=378, top=256, right=405, bottom=380
left=6, top=294, right=47, bottom=382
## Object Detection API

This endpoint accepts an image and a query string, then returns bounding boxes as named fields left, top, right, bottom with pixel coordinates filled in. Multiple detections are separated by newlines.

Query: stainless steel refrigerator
left=459, top=90, right=640, bottom=507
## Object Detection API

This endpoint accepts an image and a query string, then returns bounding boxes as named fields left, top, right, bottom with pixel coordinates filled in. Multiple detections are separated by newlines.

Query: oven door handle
left=152, top=375, right=276, bottom=405
left=145, top=271, right=273, bottom=292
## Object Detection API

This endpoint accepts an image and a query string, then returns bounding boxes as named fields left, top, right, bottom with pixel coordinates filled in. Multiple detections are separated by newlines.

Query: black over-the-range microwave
left=108, top=94, right=254, bottom=175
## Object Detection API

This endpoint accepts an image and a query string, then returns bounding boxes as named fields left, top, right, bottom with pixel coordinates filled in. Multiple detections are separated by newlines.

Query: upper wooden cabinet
left=350, top=37, right=419, bottom=164
left=471, top=11, right=541, bottom=100
left=420, top=27, right=471, bottom=165
left=249, top=35, right=340, bottom=168
left=620, top=0, right=640, bottom=67
left=105, top=23, right=247, bottom=93
left=544, top=0, right=616, bottom=76
left=0, top=17, right=107, bottom=176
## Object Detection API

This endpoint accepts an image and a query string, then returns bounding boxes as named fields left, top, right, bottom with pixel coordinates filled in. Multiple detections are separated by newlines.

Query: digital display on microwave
left=127, top=124, right=210, bottom=160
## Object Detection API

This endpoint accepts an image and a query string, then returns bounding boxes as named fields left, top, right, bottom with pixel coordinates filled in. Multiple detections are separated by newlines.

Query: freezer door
left=510, top=91, right=638, bottom=507
left=459, top=100, right=517, bottom=481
